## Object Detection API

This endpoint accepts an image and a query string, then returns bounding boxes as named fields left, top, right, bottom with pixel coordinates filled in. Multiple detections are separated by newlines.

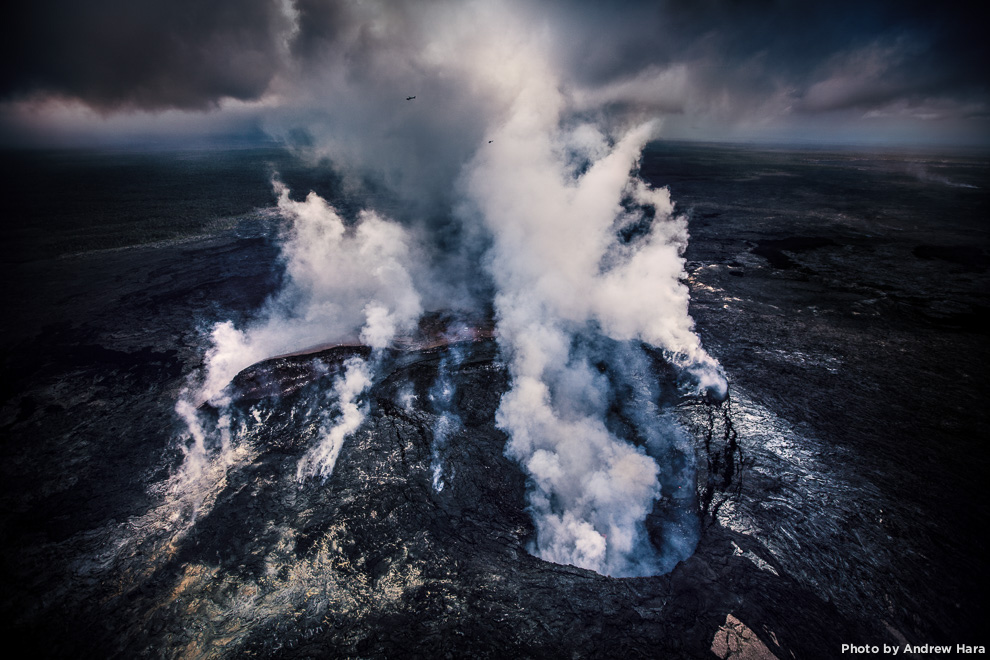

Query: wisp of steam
left=428, top=343, right=466, bottom=492
left=174, top=0, right=726, bottom=578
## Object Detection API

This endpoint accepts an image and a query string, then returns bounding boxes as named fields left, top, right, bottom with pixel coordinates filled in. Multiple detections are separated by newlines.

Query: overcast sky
left=1, top=0, right=986, bottom=148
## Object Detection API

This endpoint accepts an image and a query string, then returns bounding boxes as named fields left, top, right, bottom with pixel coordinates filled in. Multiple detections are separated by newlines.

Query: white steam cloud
left=173, top=0, right=726, bottom=577
left=458, top=33, right=725, bottom=576
left=198, top=180, right=422, bottom=405
left=174, top=179, right=422, bottom=501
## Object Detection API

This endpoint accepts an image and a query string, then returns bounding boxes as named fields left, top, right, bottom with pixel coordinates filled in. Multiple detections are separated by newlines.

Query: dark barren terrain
left=1, top=142, right=987, bottom=658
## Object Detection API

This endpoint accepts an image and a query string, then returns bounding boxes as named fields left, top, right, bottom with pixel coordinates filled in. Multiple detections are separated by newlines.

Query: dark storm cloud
left=541, top=0, right=987, bottom=119
left=1, top=0, right=293, bottom=110
left=1, top=0, right=986, bottom=140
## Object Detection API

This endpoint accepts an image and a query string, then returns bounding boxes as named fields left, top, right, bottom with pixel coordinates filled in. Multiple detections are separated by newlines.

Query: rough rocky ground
left=1, top=143, right=986, bottom=658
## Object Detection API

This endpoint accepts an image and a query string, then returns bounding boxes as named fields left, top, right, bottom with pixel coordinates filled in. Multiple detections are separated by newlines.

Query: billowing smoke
left=198, top=179, right=423, bottom=406
left=174, top=179, right=422, bottom=497
left=448, top=35, right=724, bottom=575
left=173, top=0, right=726, bottom=577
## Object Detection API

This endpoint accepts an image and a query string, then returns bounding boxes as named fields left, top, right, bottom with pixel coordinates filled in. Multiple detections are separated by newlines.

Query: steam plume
left=296, top=356, right=373, bottom=481
left=459, top=38, right=725, bottom=575
left=173, top=0, right=726, bottom=577
left=173, top=179, right=422, bottom=499
left=199, top=180, right=422, bottom=405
